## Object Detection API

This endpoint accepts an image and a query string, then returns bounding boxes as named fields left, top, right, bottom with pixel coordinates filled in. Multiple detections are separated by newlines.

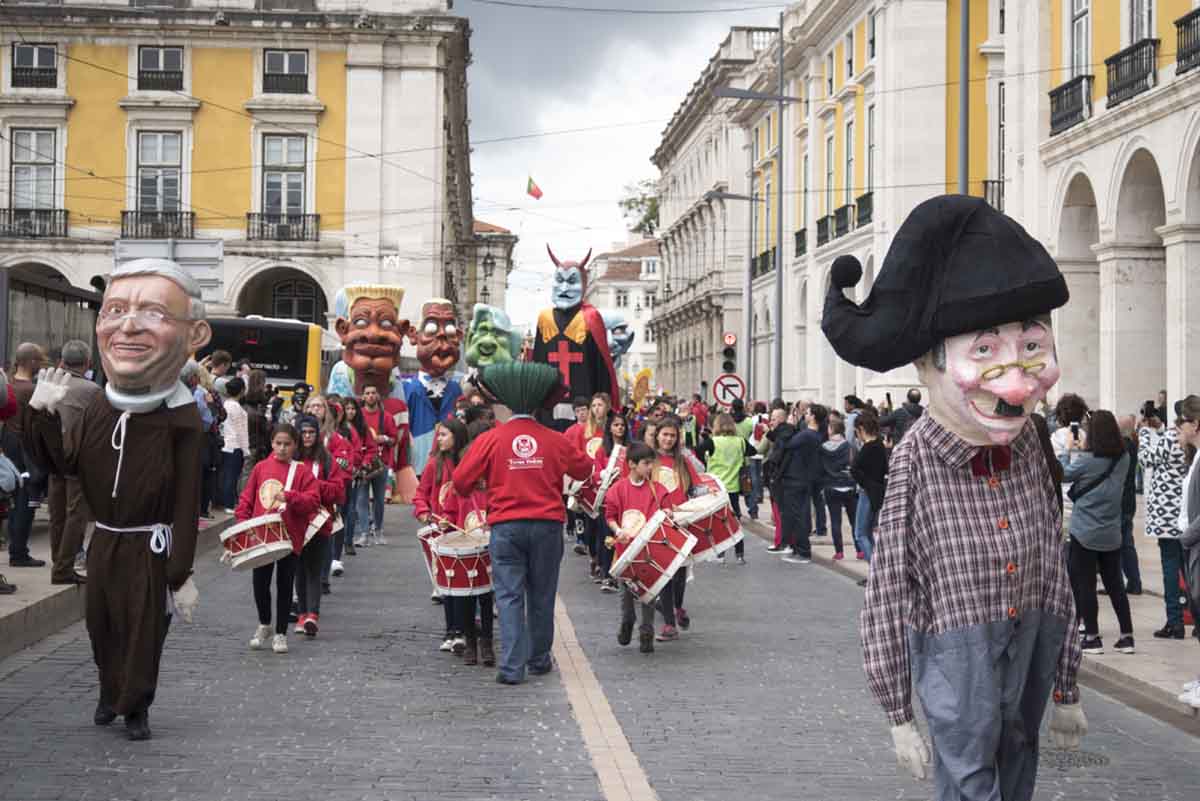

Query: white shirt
left=222, top=398, right=250, bottom=453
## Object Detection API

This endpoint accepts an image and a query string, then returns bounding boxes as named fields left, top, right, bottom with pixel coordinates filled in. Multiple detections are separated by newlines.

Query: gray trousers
left=621, top=586, right=655, bottom=631
left=910, top=611, right=1069, bottom=801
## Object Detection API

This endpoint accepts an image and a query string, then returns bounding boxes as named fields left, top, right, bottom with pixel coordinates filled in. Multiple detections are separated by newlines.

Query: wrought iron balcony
left=1049, top=75, right=1093, bottom=136
left=138, top=69, right=184, bottom=91
left=247, top=213, right=320, bottom=242
left=121, top=210, right=195, bottom=239
left=0, top=208, right=68, bottom=238
left=794, top=228, right=806, bottom=258
left=263, top=72, right=308, bottom=94
left=12, top=66, right=56, bottom=89
left=816, top=215, right=833, bottom=246
left=855, top=192, right=873, bottom=227
left=1177, top=9, right=1200, bottom=76
left=834, top=204, right=855, bottom=238
left=983, top=179, right=1005, bottom=213
left=1105, top=38, right=1159, bottom=109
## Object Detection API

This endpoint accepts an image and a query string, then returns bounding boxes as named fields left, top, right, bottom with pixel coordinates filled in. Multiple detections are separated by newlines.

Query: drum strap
left=94, top=521, right=173, bottom=557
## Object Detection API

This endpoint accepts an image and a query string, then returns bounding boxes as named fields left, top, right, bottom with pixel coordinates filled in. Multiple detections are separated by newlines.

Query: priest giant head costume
left=822, top=195, right=1069, bottom=446
left=100, top=258, right=212, bottom=396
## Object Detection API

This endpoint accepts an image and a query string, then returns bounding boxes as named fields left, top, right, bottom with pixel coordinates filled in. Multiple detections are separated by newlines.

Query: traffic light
left=722, top=345, right=736, bottom=373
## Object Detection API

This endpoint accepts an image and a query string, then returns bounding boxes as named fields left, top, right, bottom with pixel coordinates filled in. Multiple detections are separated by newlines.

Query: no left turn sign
left=712, top=373, right=746, bottom=407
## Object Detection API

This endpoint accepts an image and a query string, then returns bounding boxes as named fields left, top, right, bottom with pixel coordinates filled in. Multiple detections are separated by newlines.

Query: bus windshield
left=203, top=318, right=309, bottom=383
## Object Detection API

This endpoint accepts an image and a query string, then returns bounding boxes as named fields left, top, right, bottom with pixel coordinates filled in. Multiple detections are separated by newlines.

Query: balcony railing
left=816, top=215, right=833, bottom=246
left=247, top=213, right=320, bottom=242
left=137, top=69, right=184, bottom=91
left=12, top=66, right=57, bottom=89
left=1049, top=74, right=1093, bottom=136
left=983, top=179, right=1005, bottom=213
left=855, top=192, right=873, bottom=227
left=834, top=204, right=855, bottom=238
left=0, top=208, right=68, bottom=238
left=1105, top=38, right=1159, bottom=109
left=752, top=248, right=776, bottom=278
left=1176, top=8, right=1200, bottom=76
left=263, top=72, right=308, bottom=94
left=794, top=228, right=806, bottom=258
left=121, top=210, right=195, bottom=239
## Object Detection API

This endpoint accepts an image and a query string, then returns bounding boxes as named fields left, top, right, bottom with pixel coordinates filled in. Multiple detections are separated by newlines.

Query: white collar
left=630, top=476, right=646, bottom=487
left=106, top=381, right=192, bottom=414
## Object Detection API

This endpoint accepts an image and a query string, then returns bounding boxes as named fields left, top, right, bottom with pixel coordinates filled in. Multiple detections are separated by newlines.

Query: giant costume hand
left=173, top=577, right=199, bottom=623
left=890, top=721, right=931, bottom=780
left=1048, top=703, right=1087, bottom=750
left=30, top=368, right=71, bottom=414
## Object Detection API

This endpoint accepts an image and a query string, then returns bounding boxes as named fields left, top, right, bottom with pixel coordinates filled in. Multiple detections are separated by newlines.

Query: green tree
left=618, top=178, right=660, bottom=237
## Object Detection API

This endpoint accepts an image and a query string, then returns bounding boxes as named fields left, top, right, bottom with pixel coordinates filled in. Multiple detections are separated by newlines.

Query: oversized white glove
left=891, top=721, right=931, bottom=780
left=1049, top=702, right=1087, bottom=750
left=173, top=577, right=199, bottom=623
left=29, top=367, right=70, bottom=414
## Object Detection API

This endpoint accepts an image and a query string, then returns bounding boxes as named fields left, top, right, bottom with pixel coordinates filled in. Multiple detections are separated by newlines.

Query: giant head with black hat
left=822, top=195, right=1068, bottom=446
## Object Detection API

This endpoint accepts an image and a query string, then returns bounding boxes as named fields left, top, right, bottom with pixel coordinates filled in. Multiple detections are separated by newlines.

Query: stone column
left=1092, top=241, right=1167, bottom=414
left=1157, top=223, right=1200, bottom=405
left=1052, top=257, right=1101, bottom=409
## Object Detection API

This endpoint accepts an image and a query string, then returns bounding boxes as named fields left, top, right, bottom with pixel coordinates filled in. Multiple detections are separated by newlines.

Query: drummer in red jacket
left=294, top=414, right=347, bottom=638
left=604, top=442, right=673, bottom=655
left=452, top=363, right=593, bottom=685
left=414, top=418, right=469, bottom=651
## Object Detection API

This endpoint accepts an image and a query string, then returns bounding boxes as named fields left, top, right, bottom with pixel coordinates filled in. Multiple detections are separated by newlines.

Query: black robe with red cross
left=531, top=303, right=619, bottom=426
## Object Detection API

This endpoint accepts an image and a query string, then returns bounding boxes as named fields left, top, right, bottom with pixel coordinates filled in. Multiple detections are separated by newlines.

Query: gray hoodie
left=820, top=436, right=855, bottom=492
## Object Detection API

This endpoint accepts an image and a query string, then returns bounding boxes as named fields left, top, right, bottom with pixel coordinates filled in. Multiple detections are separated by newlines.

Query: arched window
left=272, top=279, right=319, bottom=323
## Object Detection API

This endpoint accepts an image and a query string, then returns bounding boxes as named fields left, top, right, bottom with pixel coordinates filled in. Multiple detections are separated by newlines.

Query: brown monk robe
left=27, top=384, right=203, bottom=723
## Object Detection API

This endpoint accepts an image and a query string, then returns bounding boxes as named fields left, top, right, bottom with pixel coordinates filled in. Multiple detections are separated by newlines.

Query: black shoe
left=93, top=702, right=116, bottom=726
left=8, top=556, right=45, bottom=568
left=856, top=578, right=869, bottom=587
left=1125, top=585, right=1143, bottom=596
left=618, top=619, right=634, bottom=646
left=321, top=581, right=331, bottom=595
left=496, top=674, right=523, bottom=685
left=1114, top=635, right=1135, bottom=654
left=344, top=541, right=357, bottom=556
left=638, top=627, right=654, bottom=653
left=528, top=661, right=553, bottom=676
left=1153, top=622, right=1185, bottom=639
left=0, top=573, right=15, bottom=594
left=573, top=543, right=587, bottom=555
left=51, top=573, right=86, bottom=585
left=1080, top=636, right=1104, bottom=655
left=125, top=711, right=151, bottom=741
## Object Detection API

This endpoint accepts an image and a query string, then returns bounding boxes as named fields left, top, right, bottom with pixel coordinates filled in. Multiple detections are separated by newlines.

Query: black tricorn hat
left=821, top=195, right=1069, bottom=373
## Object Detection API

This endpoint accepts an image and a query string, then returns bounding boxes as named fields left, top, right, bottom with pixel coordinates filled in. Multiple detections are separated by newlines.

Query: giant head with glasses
left=97, top=258, right=212, bottom=395
left=822, top=194, right=1069, bottom=446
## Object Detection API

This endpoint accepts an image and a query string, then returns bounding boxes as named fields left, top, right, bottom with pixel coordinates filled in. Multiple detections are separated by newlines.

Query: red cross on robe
left=548, top=339, right=584, bottom=383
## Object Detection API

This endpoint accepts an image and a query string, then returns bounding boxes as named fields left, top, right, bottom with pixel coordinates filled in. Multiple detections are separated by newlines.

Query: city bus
left=200, top=315, right=341, bottom=395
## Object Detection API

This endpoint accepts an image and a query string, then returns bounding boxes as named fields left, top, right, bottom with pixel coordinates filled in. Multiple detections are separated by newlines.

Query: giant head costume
left=332, top=285, right=410, bottom=395
left=465, top=303, right=522, bottom=368
left=548, top=245, right=591, bottom=310
left=822, top=195, right=1067, bottom=446
left=409, top=297, right=462, bottom=377
left=100, top=258, right=212, bottom=396
left=600, top=310, right=636, bottom=369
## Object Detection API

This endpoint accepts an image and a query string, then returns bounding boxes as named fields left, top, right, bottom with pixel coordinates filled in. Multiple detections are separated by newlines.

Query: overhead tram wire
left=467, top=0, right=787, bottom=13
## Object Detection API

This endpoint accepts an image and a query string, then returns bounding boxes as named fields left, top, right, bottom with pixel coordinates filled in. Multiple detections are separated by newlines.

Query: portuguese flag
left=526, top=176, right=543, bottom=200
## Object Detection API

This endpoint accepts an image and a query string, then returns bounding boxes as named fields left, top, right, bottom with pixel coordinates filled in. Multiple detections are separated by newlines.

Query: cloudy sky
left=458, top=0, right=781, bottom=332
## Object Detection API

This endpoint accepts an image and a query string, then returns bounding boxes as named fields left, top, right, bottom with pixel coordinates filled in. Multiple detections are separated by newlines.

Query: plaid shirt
left=861, top=415, right=1081, bottom=726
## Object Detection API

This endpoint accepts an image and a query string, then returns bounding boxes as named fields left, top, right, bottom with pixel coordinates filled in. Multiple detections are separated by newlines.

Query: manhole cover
left=1040, top=748, right=1111, bottom=771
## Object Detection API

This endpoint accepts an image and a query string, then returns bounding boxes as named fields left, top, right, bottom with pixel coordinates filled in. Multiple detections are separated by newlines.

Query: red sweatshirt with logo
left=603, top=476, right=672, bottom=536
left=452, top=417, right=592, bottom=525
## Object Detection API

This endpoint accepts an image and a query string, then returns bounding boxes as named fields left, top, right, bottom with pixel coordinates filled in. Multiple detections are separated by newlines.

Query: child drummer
left=604, top=442, right=673, bottom=654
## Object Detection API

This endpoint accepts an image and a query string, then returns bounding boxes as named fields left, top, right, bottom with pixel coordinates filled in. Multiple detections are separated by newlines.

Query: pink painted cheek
left=1037, top=362, right=1062, bottom=393
left=949, top=363, right=981, bottom=393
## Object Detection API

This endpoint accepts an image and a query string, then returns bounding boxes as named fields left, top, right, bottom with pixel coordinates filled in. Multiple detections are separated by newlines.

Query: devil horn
left=578, top=248, right=593, bottom=271
left=546, top=244, right=562, bottom=269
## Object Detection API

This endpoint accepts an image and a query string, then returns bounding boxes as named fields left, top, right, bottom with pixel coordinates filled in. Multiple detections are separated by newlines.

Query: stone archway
left=1164, top=127, right=1200, bottom=403
left=1054, top=172, right=1101, bottom=408
left=235, top=265, right=329, bottom=325
left=1097, top=148, right=1167, bottom=413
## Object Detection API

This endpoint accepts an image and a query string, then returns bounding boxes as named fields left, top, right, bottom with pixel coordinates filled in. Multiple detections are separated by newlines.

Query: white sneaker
left=375, top=530, right=388, bottom=545
left=451, top=636, right=466, bottom=655
left=353, top=535, right=368, bottom=547
left=439, top=636, right=454, bottom=652
left=1181, top=678, right=1200, bottom=693
left=782, top=554, right=812, bottom=564
left=272, top=634, right=288, bottom=654
left=249, top=624, right=272, bottom=650
left=331, top=560, right=344, bottom=577
left=1177, top=685, right=1200, bottom=707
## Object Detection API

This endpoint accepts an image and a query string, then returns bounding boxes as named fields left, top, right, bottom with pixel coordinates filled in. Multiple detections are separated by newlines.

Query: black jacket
left=881, top=402, right=924, bottom=443
left=781, top=427, right=823, bottom=485
left=851, top=439, right=890, bottom=512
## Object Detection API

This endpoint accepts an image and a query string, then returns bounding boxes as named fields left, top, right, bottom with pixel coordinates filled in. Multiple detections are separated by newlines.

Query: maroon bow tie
left=970, top=445, right=1012, bottom=477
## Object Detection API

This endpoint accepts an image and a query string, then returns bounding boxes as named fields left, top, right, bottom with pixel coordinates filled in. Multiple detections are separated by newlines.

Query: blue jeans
left=1159, top=538, right=1186, bottom=627
left=853, top=492, right=875, bottom=562
left=6, top=482, right=36, bottom=561
left=1119, top=515, right=1142, bottom=592
left=356, top=472, right=388, bottom=534
left=219, top=449, right=244, bottom=510
left=489, top=520, right=565, bottom=682
left=747, top=460, right=763, bottom=517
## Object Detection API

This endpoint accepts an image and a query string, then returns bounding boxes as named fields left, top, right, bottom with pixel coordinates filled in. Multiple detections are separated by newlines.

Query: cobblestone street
left=1, top=507, right=1198, bottom=801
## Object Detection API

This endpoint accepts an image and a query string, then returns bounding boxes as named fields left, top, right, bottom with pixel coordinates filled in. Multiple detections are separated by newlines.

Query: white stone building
left=584, top=237, right=660, bottom=380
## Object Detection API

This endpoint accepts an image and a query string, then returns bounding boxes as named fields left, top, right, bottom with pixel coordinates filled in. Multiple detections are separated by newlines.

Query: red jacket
left=564, top=422, right=584, bottom=452
left=325, top=431, right=354, bottom=475
left=300, top=454, right=347, bottom=538
left=360, top=405, right=400, bottom=469
left=413, top=456, right=456, bottom=523
left=604, top=475, right=671, bottom=535
left=237, top=456, right=321, bottom=553
left=452, top=418, right=592, bottom=525
left=654, top=452, right=702, bottom=508
left=593, top=443, right=630, bottom=480
left=0, top=385, right=15, bottom=421
left=444, top=486, right=488, bottom=533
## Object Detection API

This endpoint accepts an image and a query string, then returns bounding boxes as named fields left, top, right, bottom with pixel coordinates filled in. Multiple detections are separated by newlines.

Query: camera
left=1069, top=422, right=1080, bottom=439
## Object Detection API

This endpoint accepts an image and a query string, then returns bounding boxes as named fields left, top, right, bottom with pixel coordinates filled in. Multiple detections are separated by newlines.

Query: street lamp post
left=705, top=188, right=759, bottom=399
left=714, top=13, right=796, bottom=402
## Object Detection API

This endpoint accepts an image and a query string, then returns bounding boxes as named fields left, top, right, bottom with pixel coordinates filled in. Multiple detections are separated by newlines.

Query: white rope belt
left=94, top=522, right=173, bottom=557
left=110, top=410, right=131, bottom=499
